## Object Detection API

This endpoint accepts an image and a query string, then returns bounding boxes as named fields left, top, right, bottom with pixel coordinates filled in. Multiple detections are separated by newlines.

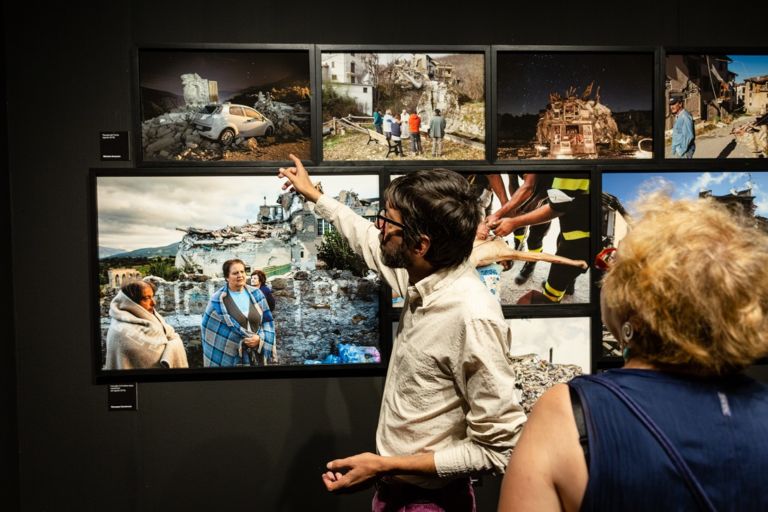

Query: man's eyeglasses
left=375, top=210, right=407, bottom=232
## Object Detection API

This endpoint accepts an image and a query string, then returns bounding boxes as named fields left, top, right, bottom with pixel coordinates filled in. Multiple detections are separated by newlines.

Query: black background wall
left=4, top=2, right=766, bottom=510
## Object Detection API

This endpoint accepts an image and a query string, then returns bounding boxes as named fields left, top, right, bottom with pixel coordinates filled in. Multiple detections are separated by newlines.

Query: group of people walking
left=373, top=107, right=447, bottom=157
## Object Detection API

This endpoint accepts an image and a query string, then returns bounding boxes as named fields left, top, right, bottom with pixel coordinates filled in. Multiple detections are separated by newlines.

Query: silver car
left=194, top=103, right=275, bottom=145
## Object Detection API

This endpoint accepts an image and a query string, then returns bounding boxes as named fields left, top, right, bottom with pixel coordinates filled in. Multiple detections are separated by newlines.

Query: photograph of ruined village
left=139, top=50, right=311, bottom=163
left=391, top=172, right=591, bottom=307
left=600, top=170, right=768, bottom=356
left=96, top=174, right=381, bottom=370
left=497, top=52, right=654, bottom=160
left=665, top=54, right=768, bottom=158
left=321, top=52, right=486, bottom=160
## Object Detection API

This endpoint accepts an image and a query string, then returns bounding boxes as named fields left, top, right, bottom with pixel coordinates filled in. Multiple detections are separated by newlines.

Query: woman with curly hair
left=498, top=193, right=768, bottom=511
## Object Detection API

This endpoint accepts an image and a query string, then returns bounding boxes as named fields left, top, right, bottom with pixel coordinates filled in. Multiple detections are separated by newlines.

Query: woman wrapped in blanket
left=106, top=280, right=188, bottom=369
left=201, top=258, right=276, bottom=367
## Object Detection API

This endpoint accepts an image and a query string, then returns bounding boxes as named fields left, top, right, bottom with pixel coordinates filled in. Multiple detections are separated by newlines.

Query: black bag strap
left=568, top=385, right=589, bottom=469
left=583, top=375, right=718, bottom=512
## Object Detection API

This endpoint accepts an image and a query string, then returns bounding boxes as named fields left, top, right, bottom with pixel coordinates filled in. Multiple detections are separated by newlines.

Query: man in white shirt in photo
left=278, top=155, right=526, bottom=510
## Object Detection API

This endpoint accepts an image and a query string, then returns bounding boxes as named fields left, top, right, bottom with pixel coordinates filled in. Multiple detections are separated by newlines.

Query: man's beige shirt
left=315, top=195, right=526, bottom=487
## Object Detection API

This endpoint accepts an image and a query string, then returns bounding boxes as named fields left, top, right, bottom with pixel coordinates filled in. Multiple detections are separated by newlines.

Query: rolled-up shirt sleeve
left=433, top=318, right=526, bottom=477
left=314, top=194, right=408, bottom=297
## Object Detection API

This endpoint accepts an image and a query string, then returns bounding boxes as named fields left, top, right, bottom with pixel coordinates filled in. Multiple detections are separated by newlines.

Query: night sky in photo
left=139, top=50, right=309, bottom=96
left=497, top=53, right=653, bottom=116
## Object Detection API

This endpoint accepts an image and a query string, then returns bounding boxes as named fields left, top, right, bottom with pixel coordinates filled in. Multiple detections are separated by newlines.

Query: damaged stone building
left=602, top=182, right=768, bottom=254
left=665, top=54, right=738, bottom=129
left=174, top=189, right=379, bottom=277
left=181, top=73, right=219, bottom=106
left=699, top=185, right=768, bottom=232
left=107, top=268, right=142, bottom=289
left=744, top=75, right=768, bottom=115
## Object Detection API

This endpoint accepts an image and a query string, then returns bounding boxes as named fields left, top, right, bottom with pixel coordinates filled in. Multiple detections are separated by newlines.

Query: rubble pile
left=142, top=92, right=308, bottom=161
left=510, top=354, right=583, bottom=413
left=734, top=112, right=768, bottom=157
left=253, top=91, right=310, bottom=138
left=389, top=57, right=484, bottom=142
left=175, top=222, right=295, bottom=277
left=535, top=82, right=631, bottom=158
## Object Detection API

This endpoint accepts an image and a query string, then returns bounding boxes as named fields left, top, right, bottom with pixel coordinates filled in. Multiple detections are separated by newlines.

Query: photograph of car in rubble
left=321, top=51, right=486, bottom=161
left=93, top=173, right=381, bottom=374
left=390, top=171, right=591, bottom=307
left=600, top=170, right=768, bottom=357
left=665, top=54, right=768, bottom=159
left=137, top=48, right=312, bottom=164
left=496, top=51, right=654, bottom=160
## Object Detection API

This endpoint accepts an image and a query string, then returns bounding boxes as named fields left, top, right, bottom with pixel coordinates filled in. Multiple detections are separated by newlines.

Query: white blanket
left=105, top=291, right=189, bottom=369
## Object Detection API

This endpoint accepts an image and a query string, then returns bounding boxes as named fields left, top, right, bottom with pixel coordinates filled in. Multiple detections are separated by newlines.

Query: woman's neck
left=623, top=358, right=656, bottom=370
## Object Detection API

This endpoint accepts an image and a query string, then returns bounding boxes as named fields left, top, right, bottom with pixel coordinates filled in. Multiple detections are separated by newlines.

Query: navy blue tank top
left=569, top=369, right=768, bottom=511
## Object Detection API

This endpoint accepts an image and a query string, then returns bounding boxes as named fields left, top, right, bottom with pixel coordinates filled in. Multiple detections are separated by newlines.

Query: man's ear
left=411, top=234, right=431, bottom=257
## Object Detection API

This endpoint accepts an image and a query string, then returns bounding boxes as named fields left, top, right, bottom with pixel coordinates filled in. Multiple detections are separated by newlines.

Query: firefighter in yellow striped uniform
left=486, top=175, right=590, bottom=304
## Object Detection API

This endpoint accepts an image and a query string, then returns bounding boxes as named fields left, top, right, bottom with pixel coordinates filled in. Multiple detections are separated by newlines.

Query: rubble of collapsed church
left=174, top=188, right=377, bottom=277
left=389, top=54, right=484, bottom=142
left=534, top=82, right=631, bottom=158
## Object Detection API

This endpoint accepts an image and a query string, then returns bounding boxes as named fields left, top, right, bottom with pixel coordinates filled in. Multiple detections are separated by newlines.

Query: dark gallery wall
left=4, top=2, right=765, bottom=510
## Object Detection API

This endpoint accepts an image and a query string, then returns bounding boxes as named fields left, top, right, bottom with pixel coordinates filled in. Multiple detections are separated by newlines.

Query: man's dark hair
left=385, top=169, right=481, bottom=269
left=121, top=280, right=155, bottom=304
left=435, top=109, right=441, bottom=115
left=222, top=258, right=246, bottom=278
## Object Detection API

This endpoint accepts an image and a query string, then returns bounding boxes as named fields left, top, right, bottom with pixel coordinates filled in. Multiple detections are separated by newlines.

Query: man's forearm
left=380, top=452, right=437, bottom=476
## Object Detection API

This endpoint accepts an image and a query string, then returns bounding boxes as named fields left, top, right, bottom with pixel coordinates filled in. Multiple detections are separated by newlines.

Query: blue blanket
left=201, top=285, right=275, bottom=366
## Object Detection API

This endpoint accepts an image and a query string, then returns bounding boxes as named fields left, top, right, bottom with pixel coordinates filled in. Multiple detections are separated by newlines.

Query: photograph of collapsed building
left=138, top=48, right=312, bottom=163
left=496, top=52, right=654, bottom=160
left=391, top=172, right=591, bottom=307
left=665, top=54, right=768, bottom=158
left=94, top=173, right=382, bottom=372
left=321, top=51, right=486, bottom=161
left=600, top=170, right=768, bottom=356
left=505, top=317, right=590, bottom=412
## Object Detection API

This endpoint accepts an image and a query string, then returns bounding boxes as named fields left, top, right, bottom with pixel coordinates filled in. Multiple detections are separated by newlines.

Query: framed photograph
left=319, top=47, right=488, bottom=162
left=665, top=51, right=768, bottom=159
left=389, top=170, right=592, bottom=308
left=135, top=46, right=313, bottom=165
left=91, top=170, right=383, bottom=380
left=495, top=48, right=655, bottom=161
left=600, top=168, right=768, bottom=357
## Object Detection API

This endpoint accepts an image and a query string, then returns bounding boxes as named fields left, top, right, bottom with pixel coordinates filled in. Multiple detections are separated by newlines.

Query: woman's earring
left=621, top=322, right=634, bottom=342
left=621, top=322, right=634, bottom=361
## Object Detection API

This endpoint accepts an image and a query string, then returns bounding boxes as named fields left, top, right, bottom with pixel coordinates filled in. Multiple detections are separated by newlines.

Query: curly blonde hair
left=602, top=192, right=768, bottom=375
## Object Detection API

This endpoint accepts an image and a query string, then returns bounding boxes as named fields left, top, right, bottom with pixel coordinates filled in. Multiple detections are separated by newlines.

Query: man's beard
left=381, top=240, right=412, bottom=268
